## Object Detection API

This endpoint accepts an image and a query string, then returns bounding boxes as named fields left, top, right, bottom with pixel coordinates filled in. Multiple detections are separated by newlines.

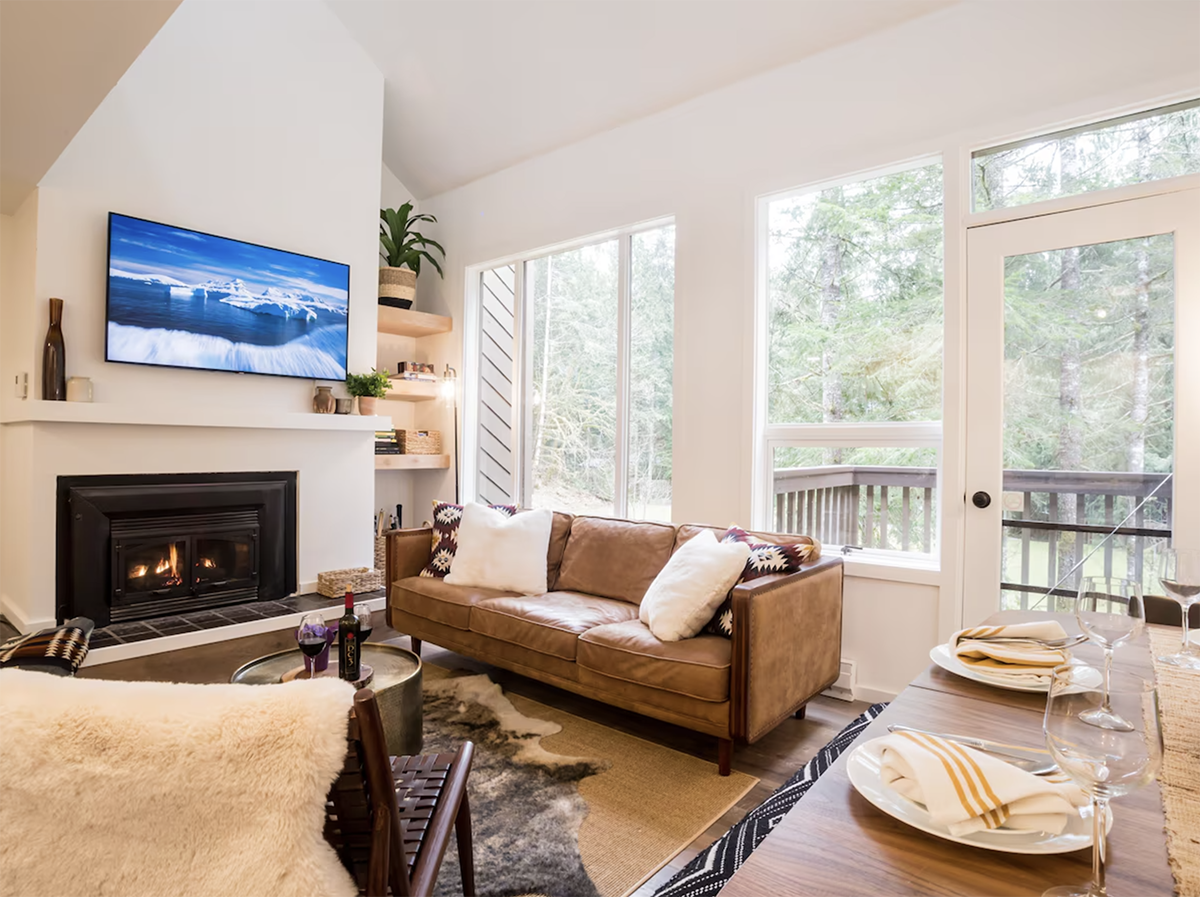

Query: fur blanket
left=0, top=670, right=357, bottom=897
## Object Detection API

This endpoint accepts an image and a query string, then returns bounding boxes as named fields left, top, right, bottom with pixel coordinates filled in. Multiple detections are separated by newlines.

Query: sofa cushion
left=578, top=620, right=731, bottom=703
left=392, top=575, right=522, bottom=631
left=419, top=500, right=517, bottom=578
left=471, top=591, right=640, bottom=661
left=546, top=511, right=573, bottom=589
left=555, top=517, right=677, bottom=605
left=445, top=503, right=553, bottom=594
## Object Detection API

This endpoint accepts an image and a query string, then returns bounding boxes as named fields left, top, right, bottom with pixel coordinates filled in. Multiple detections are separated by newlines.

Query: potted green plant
left=379, top=203, right=445, bottom=310
left=345, top=369, right=390, bottom=416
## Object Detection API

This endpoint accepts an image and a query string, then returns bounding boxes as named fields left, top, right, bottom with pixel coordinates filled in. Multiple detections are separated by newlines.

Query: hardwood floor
left=78, top=619, right=872, bottom=897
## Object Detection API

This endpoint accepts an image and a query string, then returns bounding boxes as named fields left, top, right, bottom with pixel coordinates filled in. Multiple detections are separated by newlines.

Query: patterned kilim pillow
left=702, top=528, right=817, bottom=638
left=0, top=618, right=93, bottom=675
left=419, top=501, right=518, bottom=578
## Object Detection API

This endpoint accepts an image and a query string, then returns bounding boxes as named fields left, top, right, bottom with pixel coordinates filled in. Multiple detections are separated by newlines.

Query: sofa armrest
left=385, top=528, right=434, bottom=630
left=729, top=555, right=843, bottom=743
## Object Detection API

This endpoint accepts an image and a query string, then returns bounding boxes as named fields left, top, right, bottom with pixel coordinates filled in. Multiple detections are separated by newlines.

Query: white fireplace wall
left=0, top=0, right=386, bottom=631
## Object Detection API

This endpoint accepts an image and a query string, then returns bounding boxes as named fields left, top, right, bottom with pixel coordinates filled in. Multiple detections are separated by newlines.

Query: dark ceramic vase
left=42, top=298, right=66, bottom=401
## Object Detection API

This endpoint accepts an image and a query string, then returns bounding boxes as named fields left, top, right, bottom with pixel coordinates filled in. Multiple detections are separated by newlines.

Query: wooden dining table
left=720, top=611, right=1176, bottom=897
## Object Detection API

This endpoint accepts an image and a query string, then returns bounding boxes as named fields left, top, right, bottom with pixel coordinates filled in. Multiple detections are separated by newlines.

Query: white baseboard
left=853, top=684, right=899, bottom=705
left=0, top=596, right=55, bottom=635
left=81, top=595, right=388, bottom=667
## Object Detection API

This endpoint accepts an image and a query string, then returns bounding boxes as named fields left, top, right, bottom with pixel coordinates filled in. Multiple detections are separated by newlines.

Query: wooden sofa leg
left=794, top=704, right=807, bottom=720
left=410, top=637, right=422, bottom=657
left=718, top=738, right=732, bottom=776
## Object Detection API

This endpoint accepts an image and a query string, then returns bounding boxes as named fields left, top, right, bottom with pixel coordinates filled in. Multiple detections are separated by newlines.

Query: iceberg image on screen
left=106, top=213, right=349, bottom=380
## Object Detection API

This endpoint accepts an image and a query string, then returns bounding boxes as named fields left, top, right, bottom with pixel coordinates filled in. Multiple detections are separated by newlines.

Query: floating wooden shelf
left=383, top=379, right=440, bottom=402
left=377, top=306, right=453, bottom=339
left=374, top=453, right=450, bottom=470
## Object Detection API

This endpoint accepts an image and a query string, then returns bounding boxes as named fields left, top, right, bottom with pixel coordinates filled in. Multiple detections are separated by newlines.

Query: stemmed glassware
left=1042, top=667, right=1162, bottom=897
left=354, top=603, right=374, bottom=643
left=1075, top=576, right=1145, bottom=731
left=1157, top=548, right=1200, bottom=670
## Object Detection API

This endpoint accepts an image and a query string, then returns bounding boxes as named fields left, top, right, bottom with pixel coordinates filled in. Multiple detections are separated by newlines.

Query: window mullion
left=515, top=260, right=533, bottom=509
left=615, top=232, right=632, bottom=517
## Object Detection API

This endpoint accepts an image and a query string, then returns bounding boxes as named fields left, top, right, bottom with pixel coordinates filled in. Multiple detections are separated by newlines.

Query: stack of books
left=375, top=429, right=401, bottom=455
left=395, top=361, right=438, bottom=382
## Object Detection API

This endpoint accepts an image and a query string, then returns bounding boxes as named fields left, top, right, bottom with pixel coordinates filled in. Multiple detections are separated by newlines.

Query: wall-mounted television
left=105, top=213, right=349, bottom=380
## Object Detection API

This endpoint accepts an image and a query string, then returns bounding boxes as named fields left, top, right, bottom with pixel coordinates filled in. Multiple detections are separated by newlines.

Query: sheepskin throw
left=0, top=670, right=358, bottom=897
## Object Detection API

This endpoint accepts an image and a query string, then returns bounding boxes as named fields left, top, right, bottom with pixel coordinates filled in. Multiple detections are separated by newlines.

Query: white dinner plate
left=929, top=643, right=1102, bottom=693
left=846, top=737, right=1107, bottom=855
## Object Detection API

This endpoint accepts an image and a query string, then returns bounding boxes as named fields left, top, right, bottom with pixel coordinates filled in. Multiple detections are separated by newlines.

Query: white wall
left=0, top=0, right=386, bottom=631
left=412, top=0, right=1200, bottom=698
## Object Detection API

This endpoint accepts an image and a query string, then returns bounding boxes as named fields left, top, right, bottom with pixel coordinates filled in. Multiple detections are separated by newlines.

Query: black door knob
left=972, top=491, right=992, bottom=509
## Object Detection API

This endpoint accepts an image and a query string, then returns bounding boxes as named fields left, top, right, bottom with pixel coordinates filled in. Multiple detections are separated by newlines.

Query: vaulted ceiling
left=0, top=0, right=181, bottom=214
left=329, top=0, right=955, bottom=198
left=0, top=0, right=955, bottom=213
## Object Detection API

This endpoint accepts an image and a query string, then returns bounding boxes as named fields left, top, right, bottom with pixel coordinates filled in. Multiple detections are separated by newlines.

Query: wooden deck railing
left=773, top=468, right=1171, bottom=607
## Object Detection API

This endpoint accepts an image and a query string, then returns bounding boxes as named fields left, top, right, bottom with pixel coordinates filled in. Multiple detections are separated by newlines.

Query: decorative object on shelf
left=312, top=385, right=335, bottom=413
left=395, top=361, right=437, bottom=381
left=334, top=397, right=353, bottom=414
left=316, top=567, right=383, bottom=597
left=345, top=368, right=390, bottom=416
left=443, top=364, right=460, bottom=503
left=65, top=377, right=93, bottom=403
left=379, top=203, right=445, bottom=309
left=398, top=429, right=442, bottom=455
left=375, top=428, right=401, bottom=455
left=42, top=297, right=66, bottom=401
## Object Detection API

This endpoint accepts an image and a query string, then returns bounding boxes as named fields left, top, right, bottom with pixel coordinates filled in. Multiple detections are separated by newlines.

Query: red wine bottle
left=338, top=588, right=361, bottom=682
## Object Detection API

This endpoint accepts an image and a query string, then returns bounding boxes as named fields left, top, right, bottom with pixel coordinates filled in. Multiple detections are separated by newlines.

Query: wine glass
left=297, top=613, right=328, bottom=672
left=1158, top=548, right=1200, bottom=670
left=1075, top=576, right=1145, bottom=731
left=354, top=603, right=374, bottom=643
left=1042, top=666, right=1162, bottom=897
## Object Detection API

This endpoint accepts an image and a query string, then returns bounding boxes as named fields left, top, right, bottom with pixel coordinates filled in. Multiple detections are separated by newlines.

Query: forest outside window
left=972, top=99, right=1200, bottom=212
left=759, top=160, right=944, bottom=556
left=470, top=222, right=674, bottom=520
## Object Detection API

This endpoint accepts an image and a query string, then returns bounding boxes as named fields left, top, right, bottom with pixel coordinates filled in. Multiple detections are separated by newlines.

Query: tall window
left=470, top=222, right=674, bottom=520
left=759, top=161, right=944, bottom=555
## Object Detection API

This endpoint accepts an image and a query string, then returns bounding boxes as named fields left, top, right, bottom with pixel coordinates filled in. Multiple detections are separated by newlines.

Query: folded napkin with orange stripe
left=879, top=731, right=1087, bottom=836
left=952, top=620, right=1071, bottom=687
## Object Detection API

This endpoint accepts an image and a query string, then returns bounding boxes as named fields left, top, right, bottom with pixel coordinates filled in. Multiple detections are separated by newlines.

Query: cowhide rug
left=423, top=673, right=609, bottom=897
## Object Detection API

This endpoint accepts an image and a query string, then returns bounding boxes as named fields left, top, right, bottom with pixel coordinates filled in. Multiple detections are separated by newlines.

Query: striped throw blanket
left=0, top=621, right=91, bottom=675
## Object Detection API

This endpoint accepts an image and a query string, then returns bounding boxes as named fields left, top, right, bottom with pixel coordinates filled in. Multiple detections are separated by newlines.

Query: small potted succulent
left=345, top=369, right=390, bottom=416
left=379, top=203, right=445, bottom=309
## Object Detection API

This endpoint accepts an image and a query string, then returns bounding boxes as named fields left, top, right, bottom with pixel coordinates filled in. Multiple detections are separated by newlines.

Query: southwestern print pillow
left=419, top=500, right=517, bottom=578
left=702, top=527, right=817, bottom=638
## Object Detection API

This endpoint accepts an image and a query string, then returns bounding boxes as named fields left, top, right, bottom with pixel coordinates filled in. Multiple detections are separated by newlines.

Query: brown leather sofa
left=385, top=514, right=843, bottom=775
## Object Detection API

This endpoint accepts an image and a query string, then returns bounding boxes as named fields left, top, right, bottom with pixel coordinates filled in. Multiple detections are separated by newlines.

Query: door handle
left=972, top=491, right=992, bottom=509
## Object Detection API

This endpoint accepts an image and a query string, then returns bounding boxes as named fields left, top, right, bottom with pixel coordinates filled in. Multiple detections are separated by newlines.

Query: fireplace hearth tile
left=87, top=590, right=385, bottom=646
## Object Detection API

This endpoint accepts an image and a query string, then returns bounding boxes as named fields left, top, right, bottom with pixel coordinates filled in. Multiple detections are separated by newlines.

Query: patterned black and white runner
left=653, top=703, right=888, bottom=897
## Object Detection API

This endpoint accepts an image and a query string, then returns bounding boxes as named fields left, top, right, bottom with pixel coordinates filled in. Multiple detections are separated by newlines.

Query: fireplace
left=57, top=473, right=297, bottom=627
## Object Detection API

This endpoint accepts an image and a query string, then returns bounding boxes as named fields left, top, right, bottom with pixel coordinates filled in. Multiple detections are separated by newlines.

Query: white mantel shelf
left=0, top=399, right=385, bottom=432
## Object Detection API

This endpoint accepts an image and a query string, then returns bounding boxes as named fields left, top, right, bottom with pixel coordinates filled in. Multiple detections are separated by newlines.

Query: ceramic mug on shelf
left=66, top=376, right=93, bottom=402
left=335, top=398, right=353, bottom=414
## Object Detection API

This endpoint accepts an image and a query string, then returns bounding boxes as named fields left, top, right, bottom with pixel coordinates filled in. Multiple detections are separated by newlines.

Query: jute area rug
left=420, top=665, right=757, bottom=897
left=1148, top=627, right=1200, bottom=897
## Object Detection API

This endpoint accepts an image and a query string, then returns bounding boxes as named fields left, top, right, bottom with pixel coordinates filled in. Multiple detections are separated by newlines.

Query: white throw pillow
left=639, top=529, right=751, bottom=642
left=445, top=502, right=552, bottom=595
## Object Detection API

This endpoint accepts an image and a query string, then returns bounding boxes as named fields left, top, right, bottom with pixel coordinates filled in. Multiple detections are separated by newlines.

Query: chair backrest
left=325, top=688, right=411, bottom=896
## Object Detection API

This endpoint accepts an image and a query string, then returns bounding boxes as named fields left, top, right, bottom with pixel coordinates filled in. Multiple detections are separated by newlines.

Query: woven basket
left=397, top=429, right=442, bottom=454
left=374, top=536, right=387, bottom=571
left=316, top=567, right=383, bottom=598
left=379, top=267, right=416, bottom=301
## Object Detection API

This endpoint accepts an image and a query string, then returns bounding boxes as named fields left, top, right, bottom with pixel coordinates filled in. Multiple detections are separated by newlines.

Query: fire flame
left=133, top=544, right=182, bottom=586
left=131, top=564, right=148, bottom=578
left=200, top=557, right=216, bottom=569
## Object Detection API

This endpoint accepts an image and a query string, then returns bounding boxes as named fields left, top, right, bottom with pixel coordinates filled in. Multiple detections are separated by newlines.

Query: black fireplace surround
left=57, top=473, right=297, bottom=627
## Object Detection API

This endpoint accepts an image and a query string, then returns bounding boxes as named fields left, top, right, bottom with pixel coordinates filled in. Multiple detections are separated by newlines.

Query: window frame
left=752, top=155, right=945, bottom=564
left=462, top=216, right=675, bottom=517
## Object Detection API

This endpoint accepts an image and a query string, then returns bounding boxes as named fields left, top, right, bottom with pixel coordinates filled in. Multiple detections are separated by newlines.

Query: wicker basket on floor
left=397, top=429, right=442, bottom=454
left=317, top=567, right=383, bottom=598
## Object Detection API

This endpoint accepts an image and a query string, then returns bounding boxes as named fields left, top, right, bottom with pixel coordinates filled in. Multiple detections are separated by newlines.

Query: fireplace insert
left=57, top=473, right=297, bottom=626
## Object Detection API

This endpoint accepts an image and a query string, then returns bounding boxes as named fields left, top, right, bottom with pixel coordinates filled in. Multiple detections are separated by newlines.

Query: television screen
left=106, top=213, right=349, bottom=380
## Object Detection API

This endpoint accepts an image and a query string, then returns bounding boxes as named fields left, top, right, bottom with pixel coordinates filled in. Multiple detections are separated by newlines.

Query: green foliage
left=345, top=368, right=390, bottom=398
left=380, top=204, right=445, bottom=277
left=767, top=163, right=944, bottom=428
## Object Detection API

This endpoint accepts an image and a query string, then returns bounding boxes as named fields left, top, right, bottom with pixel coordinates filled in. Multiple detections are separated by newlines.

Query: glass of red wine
left=297, top=613, right=329, bottom=674
left=354, top=603, right=374, bottom=643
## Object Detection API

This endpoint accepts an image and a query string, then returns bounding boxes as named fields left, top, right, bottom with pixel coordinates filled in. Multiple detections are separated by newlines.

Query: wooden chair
left=325, top=688, right=476, bottom=896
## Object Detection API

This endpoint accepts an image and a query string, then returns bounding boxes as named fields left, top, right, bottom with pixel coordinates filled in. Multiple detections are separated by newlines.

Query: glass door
left=962, top=187, right=1200, bottom=625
